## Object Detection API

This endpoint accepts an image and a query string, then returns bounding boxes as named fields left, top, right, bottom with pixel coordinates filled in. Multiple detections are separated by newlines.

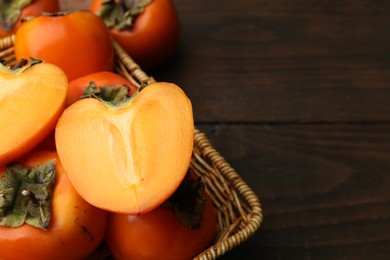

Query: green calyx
left=81, top=81, right=148, bottom=109
left=81, top=81, right=132, bottom=109
left=0, top=57, right=43, bottom=74
left=96, top=0, right=152, bottom=30
left=163, top=173, right=207, bottom=229
left=0, top=160, right=56, bottom=230
left=0, top=0, right=34, bottom=32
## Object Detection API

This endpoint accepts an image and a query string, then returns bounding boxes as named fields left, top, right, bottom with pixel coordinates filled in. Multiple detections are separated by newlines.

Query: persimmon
left=55, top=82, right=194, bottom=214
left=0, top=150, right=108, bottom=260
left=90, top=0, right=180, bottom=69
left=106, top=173, right=217, bottom=260
left=14, top=11, right=114, bottom=81
left=66, top=71, right=138, bottom=107
left=0, top=58, right=67, bottom=165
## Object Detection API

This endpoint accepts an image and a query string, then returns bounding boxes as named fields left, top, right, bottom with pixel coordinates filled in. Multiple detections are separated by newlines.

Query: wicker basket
left=0, top=35, right=263, bottom=260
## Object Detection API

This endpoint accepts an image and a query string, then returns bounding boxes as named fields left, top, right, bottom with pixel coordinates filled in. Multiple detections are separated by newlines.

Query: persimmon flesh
left=0, top=59, right=67, bottom=165
left=55, top=82, right=194, bottom=214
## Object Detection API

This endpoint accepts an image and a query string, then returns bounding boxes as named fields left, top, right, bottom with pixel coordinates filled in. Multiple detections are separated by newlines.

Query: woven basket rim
left=0, top=34, right=263, bottom=260
left=191, top=129, right=263, bottom=259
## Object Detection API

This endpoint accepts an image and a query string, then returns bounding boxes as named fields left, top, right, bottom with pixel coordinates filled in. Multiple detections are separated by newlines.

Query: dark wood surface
left=65, top=0, right=390, bottom=259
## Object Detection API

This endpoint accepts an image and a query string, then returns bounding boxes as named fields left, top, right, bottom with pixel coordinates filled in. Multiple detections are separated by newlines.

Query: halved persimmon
left=55, top=82, right=194, bottom=214
left=0, top=58, right=67, bottom=165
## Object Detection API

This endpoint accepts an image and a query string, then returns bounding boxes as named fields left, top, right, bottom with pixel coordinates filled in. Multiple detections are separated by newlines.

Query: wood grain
left=197, top=123, right=390, bottom=259
left=152, top=0, right=390, bottom=123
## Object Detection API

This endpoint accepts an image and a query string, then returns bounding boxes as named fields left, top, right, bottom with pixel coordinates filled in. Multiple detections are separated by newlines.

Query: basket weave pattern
left=0, top=35, right=263, bottom=259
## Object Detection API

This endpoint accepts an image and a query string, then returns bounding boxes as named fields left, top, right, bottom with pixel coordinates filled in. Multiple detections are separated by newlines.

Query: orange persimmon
left=106, top=174, right=217, bottom=260
left=90, top=0, right=180, bottom=69
left=0, top=58, right=67, bottom=165
left=14, top=11, right=114, bottom=81
left=55, top=82, right=194, bottom=214
left=0, top=150, right=108, bottom=260
left=66, top=71, right=138, bottom=107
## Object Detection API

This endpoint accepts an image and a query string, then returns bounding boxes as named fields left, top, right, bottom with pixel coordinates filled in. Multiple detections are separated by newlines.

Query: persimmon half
left=55, top=82, right=194, bottom=214
left=0, top=58, right=67, bottom=165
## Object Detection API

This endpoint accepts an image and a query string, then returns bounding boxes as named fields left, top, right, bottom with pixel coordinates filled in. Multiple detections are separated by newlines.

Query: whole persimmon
left=0, top=150, right=108, bottom=260
left=14, top=11, right=114, bottom=81
left=106, top=173, right=218, bottom=260
left=90, top=0, right=180, bottom=69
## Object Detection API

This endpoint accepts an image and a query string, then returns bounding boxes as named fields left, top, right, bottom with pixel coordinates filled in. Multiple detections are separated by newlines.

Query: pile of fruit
left=0, top=1, right=217, bottom=259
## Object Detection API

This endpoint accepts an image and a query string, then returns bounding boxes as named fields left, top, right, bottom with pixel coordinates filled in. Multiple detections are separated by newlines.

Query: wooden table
left=63, top=0, right=390, bottom=259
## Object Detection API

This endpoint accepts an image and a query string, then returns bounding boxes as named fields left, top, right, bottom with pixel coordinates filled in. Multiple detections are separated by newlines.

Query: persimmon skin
left=106, top=197, right=217, bottom=260
left=55, top=82, right=194, bottom=214
left=66, top=71, right=138, bottom=107
left=90, top=0, right=180, bottom=69
left=14, top=11, right=114, bottom=81
left=0, top=151, right=108, bottom=260
left=0, top=61, right=67, bottom=165
left=0, top=0, right=60, bottom=38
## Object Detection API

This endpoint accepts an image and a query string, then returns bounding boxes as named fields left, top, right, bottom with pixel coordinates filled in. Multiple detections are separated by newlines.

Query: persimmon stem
left=81, top=83, right=133, bottom=108
left=21, top=190, right=39, bottom=207
left=11, top=59, right=28, bottom=70
left=21, top=189, right=49, bottom=229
